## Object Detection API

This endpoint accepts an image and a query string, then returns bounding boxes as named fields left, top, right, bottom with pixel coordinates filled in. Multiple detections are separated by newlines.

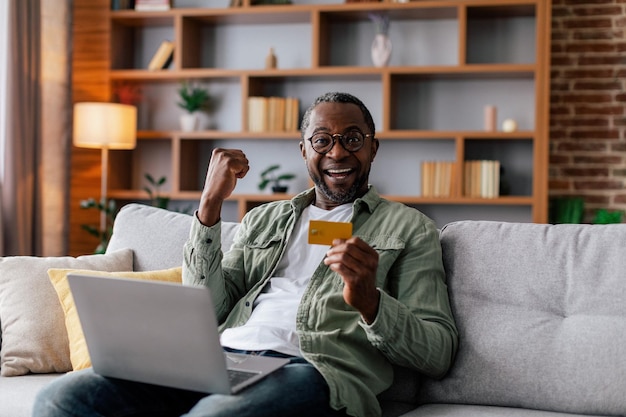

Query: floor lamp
left=73, top=102, right=137, bottom=236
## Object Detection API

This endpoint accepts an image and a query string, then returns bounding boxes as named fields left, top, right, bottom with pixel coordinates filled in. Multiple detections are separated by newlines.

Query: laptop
left=67, top=273, right=290, bottom=394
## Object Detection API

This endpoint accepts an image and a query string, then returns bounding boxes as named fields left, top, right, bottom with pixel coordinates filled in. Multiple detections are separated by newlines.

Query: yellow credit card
left=308, top=220, right=353, bottom=245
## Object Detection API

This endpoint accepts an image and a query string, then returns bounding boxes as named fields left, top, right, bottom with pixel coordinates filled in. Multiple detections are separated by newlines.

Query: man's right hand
left=198, top=148, right=249, bottom=227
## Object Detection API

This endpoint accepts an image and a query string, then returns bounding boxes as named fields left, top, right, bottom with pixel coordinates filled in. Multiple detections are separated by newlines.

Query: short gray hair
left=300, top=92, right=375, bottom=139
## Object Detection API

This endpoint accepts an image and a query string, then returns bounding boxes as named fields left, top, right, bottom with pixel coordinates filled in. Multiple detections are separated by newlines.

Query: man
left=33, top=92, right=457, bottom=417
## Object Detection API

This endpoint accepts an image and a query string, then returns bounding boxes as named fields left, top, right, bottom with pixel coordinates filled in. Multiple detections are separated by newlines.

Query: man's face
left=300, top=102, right=379, bottom=210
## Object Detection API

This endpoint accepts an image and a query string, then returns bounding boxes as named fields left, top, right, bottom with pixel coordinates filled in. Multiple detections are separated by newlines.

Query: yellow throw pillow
left=47, top=267, right=182, bottom=371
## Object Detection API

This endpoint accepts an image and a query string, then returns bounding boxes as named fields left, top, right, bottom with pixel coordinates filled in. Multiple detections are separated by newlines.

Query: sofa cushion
left=379, top=365, right=422, bottom=417
left=0, top=249, right=133, bottom=376
left=47, top=267, right=182, bottom=371
left=419, top=221, right=626, bottom=416
left=0, top=373, right=62, bottom=417
left=400, top=404, right=595, bottom=417
left=107, top=204, right=239, bottom=271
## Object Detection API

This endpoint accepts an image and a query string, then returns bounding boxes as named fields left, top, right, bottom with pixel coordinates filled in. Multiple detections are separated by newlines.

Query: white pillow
left=0, top=249, right=133, bottom=376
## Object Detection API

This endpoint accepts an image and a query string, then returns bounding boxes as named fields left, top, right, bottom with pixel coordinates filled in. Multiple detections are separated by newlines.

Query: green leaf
left=260, top=164, right=281, bottom=178
left=592, top=209, right=623, bottom=224
left=80, top=224, right=101, bottom=239
left=258, top=178, right=271, bottom=190
left=258, top=164, right=295, bottom=190
left=177, top=81, right=211, bottom=113
left=277, top=173, right=296, bottom=182
left=551, top=197, right=584, bottom=224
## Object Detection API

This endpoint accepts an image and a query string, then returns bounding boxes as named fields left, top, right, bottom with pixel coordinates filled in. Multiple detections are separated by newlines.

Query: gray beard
left=309, top=168, right=369, bottom=205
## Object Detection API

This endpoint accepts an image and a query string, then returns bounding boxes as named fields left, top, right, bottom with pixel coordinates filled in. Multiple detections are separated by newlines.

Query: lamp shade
left=73, top=102, right=137, bottom=149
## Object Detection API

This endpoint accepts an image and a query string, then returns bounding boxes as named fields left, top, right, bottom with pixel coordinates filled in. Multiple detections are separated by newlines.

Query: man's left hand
left=324, top=237, right=380, bottom=324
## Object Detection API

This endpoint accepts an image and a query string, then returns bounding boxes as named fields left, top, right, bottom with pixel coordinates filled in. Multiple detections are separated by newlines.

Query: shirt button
left=205, top=238, right=212, bottom=244
left=200, top=275, right=206, bottom=280
left=245, top=301, right=250, bottom=307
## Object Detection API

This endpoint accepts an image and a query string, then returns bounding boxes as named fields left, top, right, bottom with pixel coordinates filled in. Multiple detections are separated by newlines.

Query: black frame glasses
left=306, top=131, right=373, bottom=155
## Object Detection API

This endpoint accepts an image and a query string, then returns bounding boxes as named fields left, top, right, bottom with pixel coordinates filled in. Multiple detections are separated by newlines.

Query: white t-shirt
left=220, top=203, right=352, bottom=357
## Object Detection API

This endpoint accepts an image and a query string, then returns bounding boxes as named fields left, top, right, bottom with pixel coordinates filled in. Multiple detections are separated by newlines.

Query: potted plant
left=177, top=81, right=212, bottom=132
left=143, top=173, right=170, bottom=209
left=258, top=164, right=296, bottom=193
left=592, top=208, right=623, bottom=224
left=79, top=198, right=118, bottom=254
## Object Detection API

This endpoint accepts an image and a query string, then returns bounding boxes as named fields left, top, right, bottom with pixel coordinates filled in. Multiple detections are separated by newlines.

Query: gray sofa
left=1, top=203, right=624, bottom=417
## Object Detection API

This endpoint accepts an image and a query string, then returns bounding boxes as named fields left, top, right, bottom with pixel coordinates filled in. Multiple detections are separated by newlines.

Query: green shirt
left=182, top=187, right=458, bottom=417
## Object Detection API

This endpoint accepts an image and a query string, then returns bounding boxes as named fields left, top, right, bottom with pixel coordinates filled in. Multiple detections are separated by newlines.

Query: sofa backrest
left=419, top=220, right=626, bottom=416
left=107, top=204, right=239, bottom=271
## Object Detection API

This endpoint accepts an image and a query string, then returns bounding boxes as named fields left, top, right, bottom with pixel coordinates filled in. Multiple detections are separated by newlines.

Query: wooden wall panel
left=69, top=0, right=110, bottom=256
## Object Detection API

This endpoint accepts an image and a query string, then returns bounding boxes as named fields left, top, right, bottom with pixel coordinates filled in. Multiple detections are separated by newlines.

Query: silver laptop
left=67, top=273, right=290, bottom=394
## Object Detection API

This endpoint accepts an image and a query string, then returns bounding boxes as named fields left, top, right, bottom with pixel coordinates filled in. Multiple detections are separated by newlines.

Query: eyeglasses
left=306, top=130, right=373, bottom=155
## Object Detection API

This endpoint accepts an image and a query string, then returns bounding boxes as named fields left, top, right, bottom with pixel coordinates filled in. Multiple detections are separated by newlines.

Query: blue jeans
left=33, top=351, right=348, bottom=417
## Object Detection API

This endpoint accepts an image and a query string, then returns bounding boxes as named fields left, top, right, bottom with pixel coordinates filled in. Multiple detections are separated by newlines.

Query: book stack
left=421, top=161, right=456, bottom=197
left=463, top=160, right=501, bottom=198
left=247, top=97, right=300, bottom=132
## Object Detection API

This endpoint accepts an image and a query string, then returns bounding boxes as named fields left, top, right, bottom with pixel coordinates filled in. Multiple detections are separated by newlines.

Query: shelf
left=110, top=64, right=537, bottom=81
left=109, top=1, right=537, bottom=20
left=382, top=195, right=534, bottom=205
left=104, top=0, right=550, bottom=225
left=108, top=191, right=535, bottom=224
left=136, top=129, right=535, bottom=140
left=137, top=130, right=301, bottom=140
left=109, top=192, right=534, bottom=207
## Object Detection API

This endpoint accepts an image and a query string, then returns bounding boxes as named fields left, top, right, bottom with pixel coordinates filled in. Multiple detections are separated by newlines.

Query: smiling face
left=300, top=101, right=379, bottom=210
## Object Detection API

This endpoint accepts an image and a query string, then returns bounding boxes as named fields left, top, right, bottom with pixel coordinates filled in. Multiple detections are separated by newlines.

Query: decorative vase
left=371, top=33, right=392, bottom=67
left=179, top=113, right=198, bottom=132
left=265, top=47, right=277, bottom=69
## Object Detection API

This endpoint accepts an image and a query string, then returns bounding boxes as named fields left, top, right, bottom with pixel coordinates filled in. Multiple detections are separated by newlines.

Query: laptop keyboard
left=228, top=369, right=260, bottom=386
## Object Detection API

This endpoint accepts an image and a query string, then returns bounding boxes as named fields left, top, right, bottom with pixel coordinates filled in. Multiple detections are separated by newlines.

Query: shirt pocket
left=242, top=229, right=283, bottom=249
left=240, top=231, right=284, bottom=281
left=362, top=235, right=406, bottom=288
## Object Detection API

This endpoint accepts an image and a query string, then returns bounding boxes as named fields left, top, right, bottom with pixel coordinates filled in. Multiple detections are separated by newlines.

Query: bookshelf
left=102, top=0, right=551, bottom=226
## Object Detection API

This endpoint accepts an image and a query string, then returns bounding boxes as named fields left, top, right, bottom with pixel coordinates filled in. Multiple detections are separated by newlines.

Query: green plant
left=177, top=81, right=211, bottom=113
left=258, top=164, right=296, bottom=192
left=143, top=173, right=170, bottom=209
left=592, top=208, right=623, bottom=224
left=79, top=198, right=118, bottom=254
left=549, top=196, right=584, bottom=224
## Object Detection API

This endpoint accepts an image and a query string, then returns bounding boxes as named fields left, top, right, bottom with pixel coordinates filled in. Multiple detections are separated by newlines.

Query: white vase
left=179, top=113, right=198, bottom=132
left=371, top=33, right=392, bottom=67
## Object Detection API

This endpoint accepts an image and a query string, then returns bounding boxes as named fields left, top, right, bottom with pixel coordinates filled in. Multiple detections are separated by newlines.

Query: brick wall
left=550, top=0, right=626, bottom=221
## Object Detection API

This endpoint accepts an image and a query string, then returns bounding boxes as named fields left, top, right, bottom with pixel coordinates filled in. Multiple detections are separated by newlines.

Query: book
left=147, top=40, right=174, bottom=71
left=135, top=0, right=170, bottom=11
left=247, top=96, right=300, bottom=133
left=421, top=161, right=455, bottom=197
left=285, top=97, right=299, bottom=131
left=268, top=97, right=285, bottom=132
left=421, top=161, right=431, bottom=197
left=247, top=97, right=268, bottom=132
left=463, top=160, right=501, bottom=198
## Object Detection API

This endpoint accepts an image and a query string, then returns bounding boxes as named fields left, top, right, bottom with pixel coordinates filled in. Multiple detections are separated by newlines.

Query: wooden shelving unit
left=104, top=0, right=551, bottom=225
